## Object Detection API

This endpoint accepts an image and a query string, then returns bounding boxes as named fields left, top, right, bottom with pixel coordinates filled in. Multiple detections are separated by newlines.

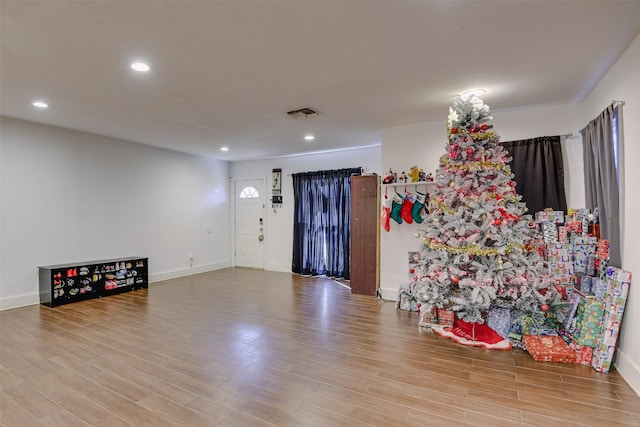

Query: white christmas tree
left=416, top=94, right=564, bottom=326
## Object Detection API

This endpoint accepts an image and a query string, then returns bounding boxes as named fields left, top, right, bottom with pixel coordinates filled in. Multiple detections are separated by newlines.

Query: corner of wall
left=615, top=349, right=640, bottom=396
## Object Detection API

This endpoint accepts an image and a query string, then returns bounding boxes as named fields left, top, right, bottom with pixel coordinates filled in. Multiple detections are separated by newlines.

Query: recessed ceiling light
left=304, top=135, right=315, bottom=141
left=32, top=101, right=49, bottom=108
left=131, top=62, right=150, bottom=72
left=461, top=88, right=486, bottom=98
left=220, top=146, right=229, bottom=152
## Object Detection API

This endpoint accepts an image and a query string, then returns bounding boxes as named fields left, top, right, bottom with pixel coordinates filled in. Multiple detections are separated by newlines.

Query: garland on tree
left=415, top=94, right=566, bottom=329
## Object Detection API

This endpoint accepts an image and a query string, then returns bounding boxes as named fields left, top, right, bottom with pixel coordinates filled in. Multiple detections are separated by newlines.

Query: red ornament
left=481, top=124, right=489, bottom=130
left=493, top=218, right=502, bottom=225
left=509, top=181, right=516, bottom=187
left=451, top=276, right=460, bottom=284
left=541, top=304, right=549, bottom=312
left=451, top=127, right=458, bottom=134
left=466, top=148, right=474, bottom=155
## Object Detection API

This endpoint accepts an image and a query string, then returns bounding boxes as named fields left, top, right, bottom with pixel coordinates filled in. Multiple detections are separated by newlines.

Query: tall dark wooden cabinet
left=350, top=174, right=380, bottom=295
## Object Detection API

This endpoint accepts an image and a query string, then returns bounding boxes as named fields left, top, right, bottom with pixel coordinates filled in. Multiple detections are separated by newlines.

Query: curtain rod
left=612, top=100, right=625, bottom=107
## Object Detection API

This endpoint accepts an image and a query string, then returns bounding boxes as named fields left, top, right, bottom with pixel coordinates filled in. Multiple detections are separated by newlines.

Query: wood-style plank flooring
left=1, top=268, right=638, bottom=426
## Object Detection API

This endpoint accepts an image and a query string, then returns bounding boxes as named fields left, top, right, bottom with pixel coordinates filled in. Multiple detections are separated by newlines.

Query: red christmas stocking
left=380, top=194, right=392, bottom=232
left=400, top=193, right=414, bottom=224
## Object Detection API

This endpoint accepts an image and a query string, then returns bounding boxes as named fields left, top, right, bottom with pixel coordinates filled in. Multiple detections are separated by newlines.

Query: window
left=239, top=186, right=259, bottom=199
left=613, top=106, right=620, bottom=187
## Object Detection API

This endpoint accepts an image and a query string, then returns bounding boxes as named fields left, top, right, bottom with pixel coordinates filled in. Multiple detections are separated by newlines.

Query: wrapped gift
left=579, top=276, right=593, bottom=295
left=509, top=312, right=526, bottom=348
left=571, top=236, right=598, bottom=245
left=573, top=243, right=596, bottom=274
left=570, top=342, right=594, bottom=365
left=590, top=268, right=632, bottom=373
left=546, top=243, right=571, bottom=260
left=509, top=331, right=523, bottom=348
left=536, top=210, right=564, bottom=224
left=397, top=283, right=418, bottom=311
left=603, top=267, right=632, bottom=303
left=558, top=226, right=568, bottom=243
left=573, top=297, right=605, bottom=347
left=595, top=239, right=610, bottom=259
left=487, top=307, right=511, bottom=339
left=546, top=243, right=573, bottom=281
left=585, top=255, right=596, bottom=276
left=595, top=256, right=609, bottom=279
left=567, top=208, right=590, bottom=222
left=591, top=342, right=616, bottom=373
left=521, top=316, right=535, bottom=335
left=563, top=292, right=582, bottom=330
left=592, top=277, right=607, bottom=301
left=542, top=222, right=558, bottom=243
left=524, top=335, right=576, bottom=363
left=419, top=305, right=438, bottom=327
left=565, top=220, right=582, bottom=234
left=437, top=307, right=455, bottom=327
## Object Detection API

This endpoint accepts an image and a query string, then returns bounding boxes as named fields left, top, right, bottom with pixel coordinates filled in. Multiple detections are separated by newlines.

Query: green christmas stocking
left=412, top=191, right=427, bottom=223
left=390, top=192, right=404, bottom=224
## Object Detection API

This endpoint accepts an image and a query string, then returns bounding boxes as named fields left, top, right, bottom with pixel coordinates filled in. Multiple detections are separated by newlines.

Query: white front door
left=235, top=179, right=266, bottom=268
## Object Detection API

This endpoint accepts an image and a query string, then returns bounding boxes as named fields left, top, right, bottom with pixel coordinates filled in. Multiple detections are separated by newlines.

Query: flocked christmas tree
left=415, top=94, right=565, bottom=328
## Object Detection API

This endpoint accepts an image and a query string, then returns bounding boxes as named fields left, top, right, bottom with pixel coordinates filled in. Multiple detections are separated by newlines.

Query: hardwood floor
left=1, top=268, right=638, bottom=426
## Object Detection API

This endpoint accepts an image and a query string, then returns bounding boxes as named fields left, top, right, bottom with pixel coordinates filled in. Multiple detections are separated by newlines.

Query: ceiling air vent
left=286, top=107, right=318, bottom=119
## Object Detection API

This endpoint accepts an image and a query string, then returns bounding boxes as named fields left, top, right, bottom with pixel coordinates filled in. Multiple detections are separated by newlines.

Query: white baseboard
left=0, top=263, right=232, bottom=311
left=379, top=287, right=399, bottom=301
left=615, top=349, right=640, bottom=396
left=0, top=293, right=39, bottom=311
left=264, top=263, right=291, bottom=273
left=149, top=262, right=231, bottom=283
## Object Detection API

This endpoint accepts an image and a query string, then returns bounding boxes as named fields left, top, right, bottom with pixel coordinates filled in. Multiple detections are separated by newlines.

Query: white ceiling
left=2, top=1, right=640, bottom=161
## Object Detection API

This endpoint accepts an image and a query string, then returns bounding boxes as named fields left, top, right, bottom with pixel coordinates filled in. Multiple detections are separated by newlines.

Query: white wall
left=230, top=146, right=381, bottom=272
left=581, top=33, right=640, bottom=395
left=379, top=103, right=583, bottom=300
left=0, top=117, right=231, bottom=309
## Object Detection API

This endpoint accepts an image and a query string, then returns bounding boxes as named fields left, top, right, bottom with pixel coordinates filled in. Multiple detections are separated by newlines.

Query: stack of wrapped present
left=398, top=207, right=632, bottom=373
left=530, top=208, right=632, bottom=372
left=397, top=251, right=422, bottom=312
left=591, top=268, right=632, bottom=373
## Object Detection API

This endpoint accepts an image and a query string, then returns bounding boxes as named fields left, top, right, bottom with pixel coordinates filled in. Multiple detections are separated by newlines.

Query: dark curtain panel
left=581, top=104, right=621, bottom=266
left=503, top=136, right=567, bottom=215
left=292, top=167, right=361, bottom=279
